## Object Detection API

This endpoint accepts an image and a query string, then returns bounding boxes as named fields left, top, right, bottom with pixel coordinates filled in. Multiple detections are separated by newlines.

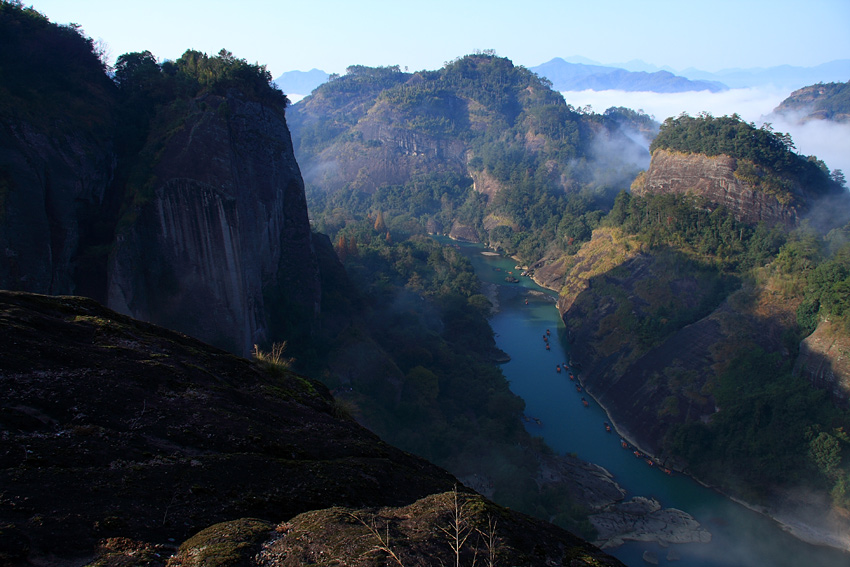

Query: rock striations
left=633, top=149, right=800, bottom=226
left=107, top=91, right=320, bottom=355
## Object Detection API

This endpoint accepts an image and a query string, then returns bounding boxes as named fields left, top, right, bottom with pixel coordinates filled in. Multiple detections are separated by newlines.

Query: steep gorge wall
left=555, top=228, right=797, bottom=455
left=108, top=92, right=320, bottom=356
left=633, top=149, right=800, bottom=226
left=0, top=114, right=115, bottom=295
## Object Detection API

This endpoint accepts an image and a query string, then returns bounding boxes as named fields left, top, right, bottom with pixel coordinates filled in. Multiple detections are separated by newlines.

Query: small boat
left=633, top=450, right=642, bottom=458
left=621, top=439, right=629, bottom=449
left=545, top=344, right=550, bottom=350
left=581, top=397, right=589, bottom=407
left=575, top=384, right=582, bottom=392
left=533, top=417, right=542, bottom=425
left=569, top=373, right=575, bottom=381
left=525, top=299, right=528, bottom=305
left=604, top=422, right=612, bottom=432
left=663, top=468, right=673, bottom=475
left=646, top=459, right=654, bottom=467
left=556, top=365, right=561, bottom=373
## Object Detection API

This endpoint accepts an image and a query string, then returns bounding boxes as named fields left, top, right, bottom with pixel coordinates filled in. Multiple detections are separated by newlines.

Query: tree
left=336, top=235, right=348, bottom=262
left=810, top=432, right=841, bottom=477
left=438, top=488, right=475, bottom=567
left=374, top=209, right=387, bottom=232
left=113, top=50, right=159, bottom=92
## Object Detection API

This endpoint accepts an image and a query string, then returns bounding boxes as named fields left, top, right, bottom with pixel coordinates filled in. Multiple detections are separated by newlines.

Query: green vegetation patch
left=666, top=347, right=850, bottom=504
left=173, top=518, right=274, bottom=567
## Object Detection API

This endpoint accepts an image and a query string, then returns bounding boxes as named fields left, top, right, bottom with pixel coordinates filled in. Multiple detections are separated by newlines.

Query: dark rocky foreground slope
left=0, top=291, right=623, bottom=567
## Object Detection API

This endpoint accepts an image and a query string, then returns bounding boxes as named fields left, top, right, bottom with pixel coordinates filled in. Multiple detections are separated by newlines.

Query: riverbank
left=537, top=452, right=712, bottom=550
left=521, top=250, right=850, bottom=555
left=585, top=364, right=850, bottom=555
left=444, top=236, right=850, bottom=563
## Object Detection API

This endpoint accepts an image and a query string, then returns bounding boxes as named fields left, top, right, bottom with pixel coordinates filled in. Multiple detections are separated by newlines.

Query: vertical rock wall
left=633, top=149, right=801, bottom=226
left=0, top=120, right=114, bottom=294
left=108, top=91, right=320, bottom=356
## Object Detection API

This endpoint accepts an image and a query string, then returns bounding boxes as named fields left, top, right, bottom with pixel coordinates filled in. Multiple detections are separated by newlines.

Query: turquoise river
left=442, top=238, right=849, bottom=567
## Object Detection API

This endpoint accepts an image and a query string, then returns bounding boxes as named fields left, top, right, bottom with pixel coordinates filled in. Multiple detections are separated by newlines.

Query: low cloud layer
left=561, top=88, right=850, bottom=176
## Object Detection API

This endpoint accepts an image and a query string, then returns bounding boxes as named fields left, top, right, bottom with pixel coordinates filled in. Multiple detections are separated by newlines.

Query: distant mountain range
left=274, top=68, right=329, bottom=97
left=562, top=56, right=850, bottom=90
left=277, top=57, right=850, bottom=99
left=681, top=60, right=850, bottom=90
left=529, top=58, right=728, bottom=93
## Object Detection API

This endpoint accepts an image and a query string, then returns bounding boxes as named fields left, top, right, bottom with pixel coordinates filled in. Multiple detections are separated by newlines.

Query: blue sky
left=27, top=0, right=850, bottom=77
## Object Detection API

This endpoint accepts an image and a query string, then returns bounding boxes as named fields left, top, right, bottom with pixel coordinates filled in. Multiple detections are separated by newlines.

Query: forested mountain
left=556, top=114, right=850, bottom=529
left=639, top=113, right=847, bottom=226
left=289, top=54, right=656, bottom=264
left=772, top=81, right=850, bottom=123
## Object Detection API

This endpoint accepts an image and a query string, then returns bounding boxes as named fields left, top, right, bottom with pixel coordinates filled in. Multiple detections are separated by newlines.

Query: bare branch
left=348, top=512, right=406, bottom=567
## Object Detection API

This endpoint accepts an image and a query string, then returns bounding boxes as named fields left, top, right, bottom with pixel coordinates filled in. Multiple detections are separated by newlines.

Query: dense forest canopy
left=305, top=216, right=596, bottom=536
left=114, top=47, right=285, bottom=106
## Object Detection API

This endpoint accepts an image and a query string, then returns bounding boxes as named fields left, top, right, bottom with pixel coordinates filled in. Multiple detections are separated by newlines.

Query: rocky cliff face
left=0, top=102, right=116, bottom=296
left=107, top=91, right=320, bottom=355
left=293, top=105, right=468, bottom=197
left=633, top=149, right=801, bottom=226
left=795, top=319, right=850, bottom=408
left=1, top=8, right=324, bottom=357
